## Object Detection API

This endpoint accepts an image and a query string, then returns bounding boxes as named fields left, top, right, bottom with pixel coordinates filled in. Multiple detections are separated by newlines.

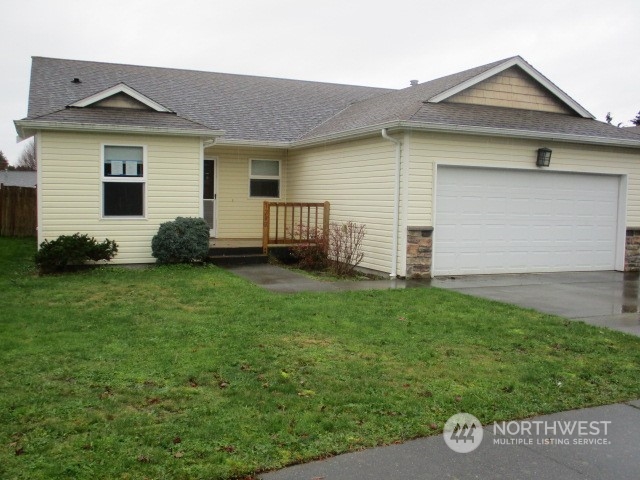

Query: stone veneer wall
left=625, top=228, right=640, bottom=271
left=406, top=226, right=433, bottom=278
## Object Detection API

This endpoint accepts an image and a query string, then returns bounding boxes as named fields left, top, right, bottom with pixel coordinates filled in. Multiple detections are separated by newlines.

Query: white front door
left=434, top=166, right=622, bottom=276
left=203, top=159, right=216, bottom=237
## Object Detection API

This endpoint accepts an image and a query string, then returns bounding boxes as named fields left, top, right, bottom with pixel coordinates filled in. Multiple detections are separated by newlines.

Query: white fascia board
left=14, top=119, right=224, bottom=139
left=213, top=138, right=290, bottom=149
left=289, top=120, right=640, bottom=150
left=427, top=57, right=595, bottom=119
left=399, top=120, right=640, bottom=148
left=68, top=83, right=173, bottom=112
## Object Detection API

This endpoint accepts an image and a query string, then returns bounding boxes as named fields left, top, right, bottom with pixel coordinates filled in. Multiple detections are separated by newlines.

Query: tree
left=631, top=111, right=640, bottom=126
left=16, top=140, right=36, bottom=171
left=0, top=150, right=8, bottom=170
left=604, top=112, right=622, bottom=128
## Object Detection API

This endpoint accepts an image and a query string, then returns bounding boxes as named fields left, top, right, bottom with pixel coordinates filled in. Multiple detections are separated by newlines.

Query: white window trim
left=100, top=143, right=148, bottom=219
left=248, top=158, right=281, bottom=199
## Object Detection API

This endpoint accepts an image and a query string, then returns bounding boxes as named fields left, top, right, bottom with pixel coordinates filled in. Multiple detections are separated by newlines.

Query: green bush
left=35, top=233, right=118, bottom=273
left=151, top=217, right=210, bottom=264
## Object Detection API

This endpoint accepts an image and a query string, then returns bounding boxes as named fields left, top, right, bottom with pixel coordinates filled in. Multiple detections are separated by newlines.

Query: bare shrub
left=289, top=224, right=328, bottom=271
left=327, top=221, right=365, bottom=276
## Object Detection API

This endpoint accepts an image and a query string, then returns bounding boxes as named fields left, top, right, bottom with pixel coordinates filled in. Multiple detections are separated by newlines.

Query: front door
left=203, top=159, right=216, bottom=236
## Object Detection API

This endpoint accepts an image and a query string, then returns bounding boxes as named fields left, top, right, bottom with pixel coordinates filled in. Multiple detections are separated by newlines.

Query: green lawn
left=1, top=237, right=639, bottom=479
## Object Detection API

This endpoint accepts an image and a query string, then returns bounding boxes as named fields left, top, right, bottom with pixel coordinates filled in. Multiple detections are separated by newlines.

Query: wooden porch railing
left=263, top=201, right=329, bottom=254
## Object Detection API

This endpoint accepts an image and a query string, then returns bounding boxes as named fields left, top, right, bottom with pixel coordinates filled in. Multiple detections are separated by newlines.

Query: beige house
left=15, top=56, right=640, bottom=277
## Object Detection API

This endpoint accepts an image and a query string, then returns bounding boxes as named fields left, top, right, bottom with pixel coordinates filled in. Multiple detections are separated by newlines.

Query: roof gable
left=68, top=83, right=173, bottom=112
left=445, top=66, right=574, bottom=115
left=427, top=56, right=594, bottom=119
left=25, top=57, right=391, bottom=143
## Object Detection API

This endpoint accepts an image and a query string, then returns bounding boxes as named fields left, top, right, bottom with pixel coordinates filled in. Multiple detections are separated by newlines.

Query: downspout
left=381, top=128, right=401, bottom=278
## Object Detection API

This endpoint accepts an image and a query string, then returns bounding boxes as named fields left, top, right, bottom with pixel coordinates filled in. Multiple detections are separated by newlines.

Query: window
left=102, top=145, right=145, bottom=217
left=249, top=159, right=280, bottom=198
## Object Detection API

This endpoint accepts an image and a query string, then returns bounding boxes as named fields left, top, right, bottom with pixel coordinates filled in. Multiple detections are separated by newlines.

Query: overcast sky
left=1, top=0, right=638, bottom=164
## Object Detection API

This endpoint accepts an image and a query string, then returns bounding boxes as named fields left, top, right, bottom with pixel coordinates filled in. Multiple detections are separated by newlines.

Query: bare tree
left=16, top=140, right=36, bottom=171
left=0, top=150, right=8, bottom=170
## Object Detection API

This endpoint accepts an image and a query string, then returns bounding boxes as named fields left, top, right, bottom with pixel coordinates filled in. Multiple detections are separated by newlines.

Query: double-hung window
left=102, top=145, right=145, bottom=217
left=249, top=159, right=280, bottom=198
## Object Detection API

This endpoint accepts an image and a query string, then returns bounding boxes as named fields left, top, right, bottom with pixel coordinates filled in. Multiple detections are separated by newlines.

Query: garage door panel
left=434, top=166, right=620, bottom=276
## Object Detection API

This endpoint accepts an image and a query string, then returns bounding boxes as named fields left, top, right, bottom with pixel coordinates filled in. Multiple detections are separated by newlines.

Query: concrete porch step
left=209, top=246, right=263, bottom=257
left=205, top=253, right=269, bottom=267
left=207, top=248, right=269, bottom=267
left=206, top=245, right=294, bottom=267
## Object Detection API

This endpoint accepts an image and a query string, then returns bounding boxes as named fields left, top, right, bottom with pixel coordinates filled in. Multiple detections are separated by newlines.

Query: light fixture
left=536, top=148, right=552, bottom=167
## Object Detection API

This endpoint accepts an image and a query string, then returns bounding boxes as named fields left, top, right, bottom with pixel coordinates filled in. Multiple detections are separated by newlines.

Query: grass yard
left=1, top=237, right=639, bottom=479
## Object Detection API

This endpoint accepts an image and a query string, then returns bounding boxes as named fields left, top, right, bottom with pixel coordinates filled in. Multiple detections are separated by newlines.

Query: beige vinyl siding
left=205, top=145, right=286, bottom=238
left=39, top=130, right=202, bottom=263
left=407, top=131, right=640, bottom=227
left=446, top=67, right=573, bottom=114
left=288, top=136, right=396, bottom=273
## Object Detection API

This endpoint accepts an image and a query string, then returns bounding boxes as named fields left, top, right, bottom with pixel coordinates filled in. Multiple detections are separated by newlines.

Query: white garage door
left=434, top=166, right=621, bottom=276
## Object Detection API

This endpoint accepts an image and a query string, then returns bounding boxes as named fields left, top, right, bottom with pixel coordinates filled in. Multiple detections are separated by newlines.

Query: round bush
left=151, top=217, right=210, bottom=264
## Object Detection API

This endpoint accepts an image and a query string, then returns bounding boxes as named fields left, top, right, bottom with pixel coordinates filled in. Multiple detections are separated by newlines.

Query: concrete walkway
left=224, top=264, right=418, bottom=294
left=226, top=266, right=640, bottom=336
left=260, top=400, right=640, bottom=480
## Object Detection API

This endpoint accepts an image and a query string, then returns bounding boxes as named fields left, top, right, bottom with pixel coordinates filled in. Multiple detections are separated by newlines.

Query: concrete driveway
left=431, top=271, right=640, bottom=336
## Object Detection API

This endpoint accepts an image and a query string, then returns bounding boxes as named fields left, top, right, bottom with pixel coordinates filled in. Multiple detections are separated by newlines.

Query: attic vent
left=410, top=79, right=419, bottom=86
left=72, top=78, right=81, bottom=84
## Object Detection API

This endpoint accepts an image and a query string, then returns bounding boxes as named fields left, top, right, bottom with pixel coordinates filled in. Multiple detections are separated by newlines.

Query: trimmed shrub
left=151, top=217, right=209, bottom=264
left=35, top=233, right=118, bottom=273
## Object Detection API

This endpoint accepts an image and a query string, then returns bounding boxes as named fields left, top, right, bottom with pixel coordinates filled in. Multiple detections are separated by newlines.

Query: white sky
left=1, top=0, right=638, bottom=164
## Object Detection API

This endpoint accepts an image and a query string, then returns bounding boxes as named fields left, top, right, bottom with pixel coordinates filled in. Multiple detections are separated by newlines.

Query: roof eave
left=401, top=121, right=640, bottom=148
left=213, top=138, right=290, bottom=149
left=14, top=119, right=224, bottom=139
left=426, top=57, right=596, bottom=120
left=290, top=121, right=640, bottom=150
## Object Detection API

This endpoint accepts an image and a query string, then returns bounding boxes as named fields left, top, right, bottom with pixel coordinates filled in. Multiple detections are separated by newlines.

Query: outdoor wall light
left=536, top=148, right=552, bottom=167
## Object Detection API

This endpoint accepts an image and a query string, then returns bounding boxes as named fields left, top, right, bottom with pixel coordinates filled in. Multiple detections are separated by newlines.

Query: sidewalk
left=260, top=400, right=640, bottom=480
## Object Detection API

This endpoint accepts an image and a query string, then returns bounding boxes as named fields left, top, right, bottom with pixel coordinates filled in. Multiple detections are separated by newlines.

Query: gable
left=91, top=92, right=153, bottom=110
left=445, top=66, right=574, bottom=115
left=68, top=83, right=172, bottom=112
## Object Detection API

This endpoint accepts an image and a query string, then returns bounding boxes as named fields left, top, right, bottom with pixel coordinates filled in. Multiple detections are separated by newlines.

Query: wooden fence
left=0, top=186, right=37, bottom=237
left=262, top=201, right=329, bottom=254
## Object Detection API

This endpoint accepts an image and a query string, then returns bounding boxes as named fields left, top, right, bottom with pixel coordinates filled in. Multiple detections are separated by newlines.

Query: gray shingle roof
left=26, top=57, right=392, bottom=142
left=21, top=56, right=640, bottom=147
left=300, top=58, right=509, bottom=139
left=32, top=108, right=216, bottom=134
left=409, top=103, right=640, bottom=142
